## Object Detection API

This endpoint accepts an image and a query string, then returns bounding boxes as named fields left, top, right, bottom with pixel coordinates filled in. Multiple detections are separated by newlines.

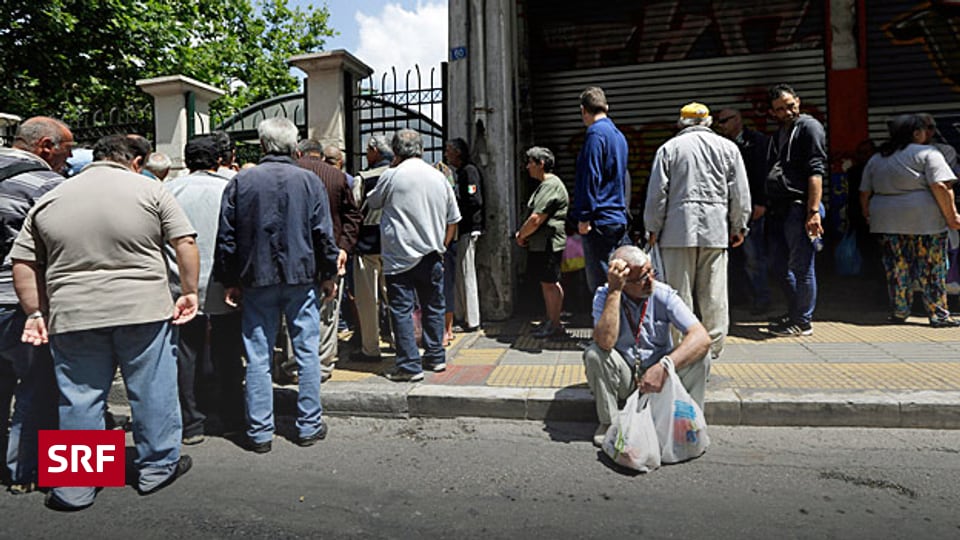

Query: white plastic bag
left=602, top=391, right=661, bottom=472
left=649, top=357, right=710, bottom=464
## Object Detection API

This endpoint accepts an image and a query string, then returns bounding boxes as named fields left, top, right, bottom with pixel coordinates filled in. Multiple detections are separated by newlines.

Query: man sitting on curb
left=582, top=245, right=710, bottom=447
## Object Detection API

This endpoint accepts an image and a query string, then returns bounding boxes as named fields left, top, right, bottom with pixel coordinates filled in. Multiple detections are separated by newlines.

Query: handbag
left=834, top=230, right=862, bottom=276
left=602, top=391, right=661, bottom=472
left=648, top=357, right=710, bottom=464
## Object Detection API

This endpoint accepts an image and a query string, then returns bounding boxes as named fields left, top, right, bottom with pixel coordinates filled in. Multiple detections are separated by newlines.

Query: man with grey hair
left=0, top=116, right=72, bottom=494
left=216, top=117, right=340, bottom=452
left=143, top=152, right=172, bottom=181
left=367, top=129, right=461, bottom=381
left=644, top=102, right=750, bottom=367
left=352, top=134, right=395, bottom=362
left=582, top=244, right=710, bottom=447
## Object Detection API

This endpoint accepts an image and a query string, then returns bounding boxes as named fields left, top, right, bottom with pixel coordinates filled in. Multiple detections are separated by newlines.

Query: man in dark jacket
left=216, top=118, right=340, bottom=452
left=764, top=83, right=827, bottom=337
left=715, top=108, right=772, bottom=314
left=444, top=138, right=483, bottom=331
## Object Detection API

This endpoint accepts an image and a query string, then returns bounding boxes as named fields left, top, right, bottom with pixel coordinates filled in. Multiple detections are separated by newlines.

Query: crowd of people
left=2, top=79, right=959, bottom=507
left=0, top=116, right=486, bottom=510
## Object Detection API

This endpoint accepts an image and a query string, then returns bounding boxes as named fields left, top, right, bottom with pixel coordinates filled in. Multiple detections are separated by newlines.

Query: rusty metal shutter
left=866, top=2, right=960, bottom=146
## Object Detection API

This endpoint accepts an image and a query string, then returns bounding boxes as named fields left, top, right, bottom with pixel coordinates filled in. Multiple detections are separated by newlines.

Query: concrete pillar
left=288, top=50, right=373, bottom=170
left=137, top=75, right=225, bottom=177
left=449, top=0, right=518, bottom=320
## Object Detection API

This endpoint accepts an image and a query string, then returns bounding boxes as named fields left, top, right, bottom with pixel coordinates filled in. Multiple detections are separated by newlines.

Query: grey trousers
left=659, top=246, right=728, bottom=360
left=278, top=276, right=343, bottom=378
left=581, top=343, right=709, bottom=424
left=455, top=235, right=481, bottom=328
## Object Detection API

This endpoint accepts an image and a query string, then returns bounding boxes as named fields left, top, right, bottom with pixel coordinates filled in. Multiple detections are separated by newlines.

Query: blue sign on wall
left=450, top=46, right=468, bottom=61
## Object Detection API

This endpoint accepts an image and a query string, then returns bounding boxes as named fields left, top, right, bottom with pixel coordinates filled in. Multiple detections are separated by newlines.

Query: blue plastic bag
left=835, top=231, right=862, bottom=276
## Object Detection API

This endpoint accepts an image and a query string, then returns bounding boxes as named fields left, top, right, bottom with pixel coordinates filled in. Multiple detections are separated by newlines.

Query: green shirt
left=525, top=173, right=568, bottom=252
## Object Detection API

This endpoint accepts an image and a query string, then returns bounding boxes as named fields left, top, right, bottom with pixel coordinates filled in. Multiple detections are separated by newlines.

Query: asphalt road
left=2, top=418, right=958, bottom=539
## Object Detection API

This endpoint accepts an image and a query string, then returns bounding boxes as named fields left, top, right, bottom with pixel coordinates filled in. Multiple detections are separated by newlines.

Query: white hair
left=259, top=117, right=299, bottom=155
left=610, top=245, right=649, bottom=267
left=678, top=116, right=713, bottom=129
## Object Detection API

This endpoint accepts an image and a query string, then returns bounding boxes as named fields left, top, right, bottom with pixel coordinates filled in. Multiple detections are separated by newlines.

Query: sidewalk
left=316, top=308, right=960, bottom=429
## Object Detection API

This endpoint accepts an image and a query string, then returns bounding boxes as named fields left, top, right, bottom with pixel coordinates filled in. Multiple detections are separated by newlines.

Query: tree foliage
left=0, top=0, right=334, bottom=122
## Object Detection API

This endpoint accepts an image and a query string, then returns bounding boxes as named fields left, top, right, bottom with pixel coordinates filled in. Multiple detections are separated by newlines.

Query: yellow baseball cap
left=680, top=102, right=710, bottom=119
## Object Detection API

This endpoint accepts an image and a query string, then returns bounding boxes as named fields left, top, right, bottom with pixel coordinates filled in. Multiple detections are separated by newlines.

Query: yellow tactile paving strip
left=713, top=362, right=960, bottom=391
left=487, top=365, right=588, bottom=387
left=452, top=348, right=505, bottom=366
left=727, top=321, right=960, bottom=343
left=483, top=361, right=960, bottom=390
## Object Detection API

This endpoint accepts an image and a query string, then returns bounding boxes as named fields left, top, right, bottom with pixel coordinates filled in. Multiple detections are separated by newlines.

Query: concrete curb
left=317, top=385, right=960, bottom=429
left=109, top=380, right=960, bottom=429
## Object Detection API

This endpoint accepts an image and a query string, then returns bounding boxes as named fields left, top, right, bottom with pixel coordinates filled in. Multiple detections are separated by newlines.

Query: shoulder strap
left=0, top=160, right=48, bottom=183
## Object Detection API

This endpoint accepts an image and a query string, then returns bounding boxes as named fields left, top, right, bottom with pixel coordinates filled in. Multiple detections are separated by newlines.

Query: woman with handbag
left=860, top=114, right=960, bottom=326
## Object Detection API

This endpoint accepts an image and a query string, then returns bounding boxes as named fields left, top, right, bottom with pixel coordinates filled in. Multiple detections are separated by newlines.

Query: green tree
left=0, top=0, right=334, bottom=124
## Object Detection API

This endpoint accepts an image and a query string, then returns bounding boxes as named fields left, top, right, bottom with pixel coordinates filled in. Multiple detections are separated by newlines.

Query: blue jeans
left=767, top=203, right=818, bottom=325
left=0, top=307, right=57, bottom=485
left=386, top=252, right=445, bottom=374
left=582, top=223, right=629, bottom=295
left=742, top=216, right=771, bottom=308
left=443, top=241, right=457, bottom=314
left=50, top=320, right=181, bottom=508
left=241, top=284, right=323, bottom=444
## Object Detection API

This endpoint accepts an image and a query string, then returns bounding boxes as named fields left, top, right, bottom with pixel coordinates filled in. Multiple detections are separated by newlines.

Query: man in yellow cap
left=643, top=102, right=751, bottom=377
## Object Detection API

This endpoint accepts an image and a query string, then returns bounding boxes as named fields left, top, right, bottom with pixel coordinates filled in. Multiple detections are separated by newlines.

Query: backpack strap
left=0, top=160, right=47, bottom=183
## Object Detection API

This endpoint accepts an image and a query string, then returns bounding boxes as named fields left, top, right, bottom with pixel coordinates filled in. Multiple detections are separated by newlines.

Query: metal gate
left=64, top=104, right=154, bottom=147
left=350, top=63, right=447, bottom=170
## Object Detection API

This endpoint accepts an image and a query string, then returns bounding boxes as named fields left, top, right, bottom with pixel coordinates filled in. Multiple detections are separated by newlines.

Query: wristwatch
left=27, top=311, right=43, bottom=320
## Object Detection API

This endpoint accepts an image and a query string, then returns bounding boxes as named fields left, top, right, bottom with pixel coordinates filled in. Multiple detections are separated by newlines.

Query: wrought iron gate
left=350, top=63, right=447, bottom=169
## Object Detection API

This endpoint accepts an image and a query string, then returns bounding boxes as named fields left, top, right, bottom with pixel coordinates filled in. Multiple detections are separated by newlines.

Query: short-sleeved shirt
left=10, top=161, right=196, bottom=335
left=525, top=173, right=568, bottom=252
left=861, top=144, right=957, bottom=235
left=591, top=281, right=699, bottom=369
left=366, top=157, right=461, bottom=275
left=163, top=170, right=230, bottom=315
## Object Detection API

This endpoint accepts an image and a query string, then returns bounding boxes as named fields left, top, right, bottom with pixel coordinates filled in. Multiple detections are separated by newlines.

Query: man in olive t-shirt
left=10, top=134, right=200, bottom=511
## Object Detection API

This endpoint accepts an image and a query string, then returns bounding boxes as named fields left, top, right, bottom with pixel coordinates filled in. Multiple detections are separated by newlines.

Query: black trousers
left=177, top=312, right=244, bottom=437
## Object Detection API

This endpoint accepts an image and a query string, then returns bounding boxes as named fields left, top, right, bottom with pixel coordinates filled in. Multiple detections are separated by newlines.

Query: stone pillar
left=0, top=113, right=22, bottom=147
left=137, top=75, right=225, bottom=177
left=448, top=0, right=519, bottom=320
left=288, top=50, right=373, bottom=170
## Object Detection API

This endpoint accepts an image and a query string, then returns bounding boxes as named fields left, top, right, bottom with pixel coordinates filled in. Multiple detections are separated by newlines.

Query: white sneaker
left=593, top=424, right=610, bottom=447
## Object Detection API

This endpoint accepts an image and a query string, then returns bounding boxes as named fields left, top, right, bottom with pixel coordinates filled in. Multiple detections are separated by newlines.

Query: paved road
left=3, top=418, right=958, bottom=539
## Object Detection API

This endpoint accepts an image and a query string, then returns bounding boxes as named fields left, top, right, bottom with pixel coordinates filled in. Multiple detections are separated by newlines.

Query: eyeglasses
left=625, top=269, right=653, bottom=285
left=715, top=116, right=736, bottom=125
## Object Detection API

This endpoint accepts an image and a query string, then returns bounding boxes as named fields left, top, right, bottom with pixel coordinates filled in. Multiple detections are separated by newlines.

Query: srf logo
left=38, top=430, right=126, bottom=487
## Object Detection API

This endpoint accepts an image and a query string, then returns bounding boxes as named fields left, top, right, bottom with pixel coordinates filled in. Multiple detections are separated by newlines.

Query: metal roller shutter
left=521, top=0, right=828, bottom=214
left=866, top=2, right=960, bottom=146
left=529, top=49, right=828, bottom=204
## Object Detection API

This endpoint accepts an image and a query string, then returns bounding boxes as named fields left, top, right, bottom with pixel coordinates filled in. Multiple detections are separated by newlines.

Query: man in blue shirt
left=582, top=245, right=710, bottom=447
left=574, top=87, right=631, bottom=296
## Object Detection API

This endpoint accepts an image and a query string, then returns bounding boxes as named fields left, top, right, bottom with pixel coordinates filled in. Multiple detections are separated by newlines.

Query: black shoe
left=45, top=493, right=93, bottom=512
left=245, top=438, right=272, bottom=454
left=768, top=313, right=791, bottom=325
left=138, top=455, right=192, bottom=496
left=383, top=368, right=425, bottom=382
left=454, top=324, right=480, bottom=333
left=351, top=351, right=383, bottom=363
left=768, top=321, right=813, bottom=337
left=296, top=422, right=328, bottom=447
left=887, top=314, right=909, bottom=324
left=930, top=317, right=960, bottom=328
